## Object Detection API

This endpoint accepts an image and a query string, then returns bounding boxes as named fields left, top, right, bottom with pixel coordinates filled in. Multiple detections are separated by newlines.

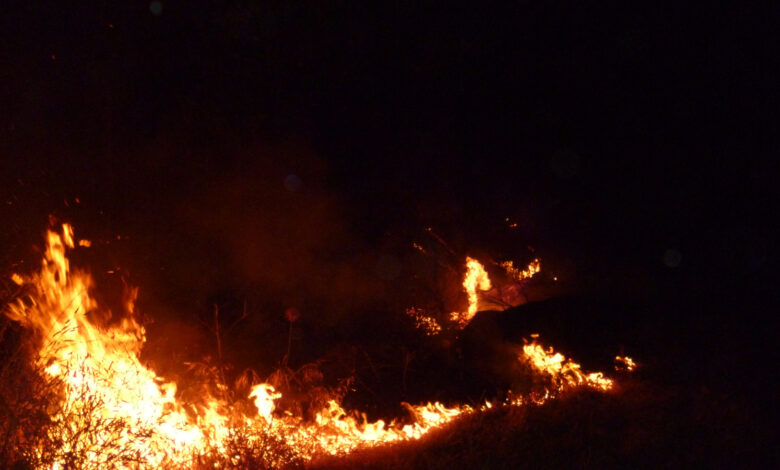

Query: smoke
left=183, top=143, right=386, bottom=306
left=108, top=141, right=406, bottom=374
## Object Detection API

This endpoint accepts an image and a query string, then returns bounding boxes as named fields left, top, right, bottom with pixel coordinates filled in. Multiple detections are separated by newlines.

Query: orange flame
left=522, top=341, right=613, bottom=392
left=615, top=356, right=637, bottom=372
left=501, top=259, right=540, bottom=281
left=450, top=256, right=491, bottom=327
left=405, top=306, right=442, bottom=336
left=4, top=224, right=621, bottom=467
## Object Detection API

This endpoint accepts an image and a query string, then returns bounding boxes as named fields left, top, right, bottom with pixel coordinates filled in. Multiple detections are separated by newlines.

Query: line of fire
left=3, top=222, right=632, bottom=468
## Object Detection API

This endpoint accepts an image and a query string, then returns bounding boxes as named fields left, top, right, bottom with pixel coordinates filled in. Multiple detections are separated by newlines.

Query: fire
left=450, top=256, right=491, bottom=327
left=501, top=259, right=540, bottom=281
left=7, top=224, right=212, bottom=466
left=405, top=306, right=442, bottom=336
left=615, top=356, right=637, bottom=372
left=250, top=384, right=282, bottom=421
left=3, top=224, right=623, bottom=468
left=449, top=256, right=540, bottom=328
left=522, top=341, right=613, bottom=393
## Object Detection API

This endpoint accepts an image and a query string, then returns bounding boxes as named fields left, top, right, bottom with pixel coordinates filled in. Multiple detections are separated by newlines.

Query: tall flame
left=8, top=224, right=215, bottom=466
left=450, top=256, right=491, bottom=327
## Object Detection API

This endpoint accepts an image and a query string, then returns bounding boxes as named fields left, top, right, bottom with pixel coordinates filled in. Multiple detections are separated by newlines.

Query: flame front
left=522, top=342, right=613, bottom=393
left=4, top=224, right=622, bottom=468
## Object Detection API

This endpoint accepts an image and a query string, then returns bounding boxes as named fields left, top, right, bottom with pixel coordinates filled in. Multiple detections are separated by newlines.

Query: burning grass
left=0, top=321, right=303, bottom=469
left=1, top=223, right=633, bottom=469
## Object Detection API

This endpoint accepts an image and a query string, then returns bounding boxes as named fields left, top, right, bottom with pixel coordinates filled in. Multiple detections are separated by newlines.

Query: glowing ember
left=3, top=224, right=623, bottom=468
left=405, top=306, right=442, bottom=336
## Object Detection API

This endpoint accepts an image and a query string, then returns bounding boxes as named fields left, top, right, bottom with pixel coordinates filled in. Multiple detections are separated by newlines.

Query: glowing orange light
left=615, top=356, right=637, bottom=372
left=3, top=224, right=622, bottom=467
left=450, top=257, right=491, bottom=328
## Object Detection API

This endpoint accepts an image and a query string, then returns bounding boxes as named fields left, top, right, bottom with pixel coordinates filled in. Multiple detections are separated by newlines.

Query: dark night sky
left=0, top=1, right=776, bottom=375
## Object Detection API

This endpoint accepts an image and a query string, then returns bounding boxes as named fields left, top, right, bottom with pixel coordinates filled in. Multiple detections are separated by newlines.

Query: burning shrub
left=0, top=320, right=304, bottom=469
left=0, top=323, right=151, bottom=469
